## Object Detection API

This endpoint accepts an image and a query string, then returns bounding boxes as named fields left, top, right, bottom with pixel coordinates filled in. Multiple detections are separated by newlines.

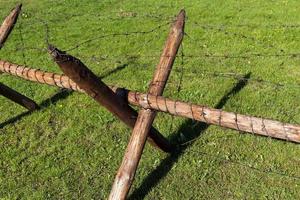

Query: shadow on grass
left=128, top=73, right=251, bottom=199
left=0, top=63, right=128, bottom=129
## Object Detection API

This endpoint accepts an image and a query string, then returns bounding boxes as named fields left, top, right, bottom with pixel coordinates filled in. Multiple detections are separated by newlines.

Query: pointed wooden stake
left=48, top=45, right=174, bottom=153
left=0, top=3, right=22, bottom=49
left=109, top=10, right=185, bottom=200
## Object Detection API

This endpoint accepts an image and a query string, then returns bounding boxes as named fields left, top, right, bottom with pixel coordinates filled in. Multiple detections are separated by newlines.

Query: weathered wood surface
left=0, top=82, right=38, bottom=111
left=109, top=10, right=185, bottom=200
left=0, top=60, right=85, bottom=92
left=48, top=46, right=173, bottom=153
left=0, top=4, right=22, bottom=49
left=0, top=4, right=38, bottom=111
left=1, top=60, right=300, bottom=143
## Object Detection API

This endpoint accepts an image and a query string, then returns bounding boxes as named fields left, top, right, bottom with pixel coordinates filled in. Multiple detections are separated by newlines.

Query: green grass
left=0, top=0, right=300, bottom=199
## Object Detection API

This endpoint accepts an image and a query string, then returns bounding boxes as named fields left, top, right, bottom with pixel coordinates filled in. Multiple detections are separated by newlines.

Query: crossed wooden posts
left=0, top=4, right=39, bottom=111
left=2, top=60, right=300, bottom=143
left=1, top=4, right=300, bottom=200
left=109, top=10, right=185, bottom=199
left=47, top=11, right=185, bottom=198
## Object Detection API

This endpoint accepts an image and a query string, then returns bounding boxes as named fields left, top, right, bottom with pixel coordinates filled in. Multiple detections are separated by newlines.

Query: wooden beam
left=0, top=4, right=38, bottom=111
left=48, top=45, right=174, bottom=153
left=0, top=82, right=39, bottom=111
left=0, top=60, right=85, bottom=92
left=1, top=60, right=300, bottom=143
left=108, top=10, right=185, bottom=200
left=0, top=4, right=22, bottom=49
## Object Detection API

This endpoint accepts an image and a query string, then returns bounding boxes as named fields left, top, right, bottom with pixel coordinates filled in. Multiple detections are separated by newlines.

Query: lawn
left=0, top=0, right=300, bottom=199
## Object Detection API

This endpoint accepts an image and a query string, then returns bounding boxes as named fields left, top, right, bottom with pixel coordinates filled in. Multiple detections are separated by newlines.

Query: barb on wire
left=189, top=21, right=300, bottom=29
left=65, top=21, right=171, bottom=51
left=176, top=68, right=300, bottom=90
left=175, top=144, right=300, bottom=181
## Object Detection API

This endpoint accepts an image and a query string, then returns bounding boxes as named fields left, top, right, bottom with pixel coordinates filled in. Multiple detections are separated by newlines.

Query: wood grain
left=108, top=10, right=185, bottom=200
left=48, top=46, right=174, bottom=153
left=1, top=60, right=300, bottom=143
left=0, top=4, right=38, bottom=111
left=0, top=4, right=22, bottom=49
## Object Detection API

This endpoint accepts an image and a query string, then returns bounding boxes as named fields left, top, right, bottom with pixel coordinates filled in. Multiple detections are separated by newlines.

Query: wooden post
left=0, top=4, right=22, bottom=49
left=0, top=82, right=38, bottom=111
left=109, top=10, right=185, bottom=200
left=0, top=60, right=85, bottom=92
left=48, top=45, right=174, bottom=153
left=1, top=60, right=300, bottom=143
left=130, top=92, right=300, bottom=142
left=0, top=4, right=38, bottom=111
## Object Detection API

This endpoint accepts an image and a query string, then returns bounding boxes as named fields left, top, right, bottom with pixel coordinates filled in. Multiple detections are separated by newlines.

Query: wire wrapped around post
left=47, top=45, right=174, bottom=153
left=109, top=9, right=185, bottom=200
left=1, top=60, right=300, bottom=143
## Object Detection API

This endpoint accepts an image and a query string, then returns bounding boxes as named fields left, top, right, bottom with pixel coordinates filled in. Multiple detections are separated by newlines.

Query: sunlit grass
left=0, top=0, right=300, bottom=199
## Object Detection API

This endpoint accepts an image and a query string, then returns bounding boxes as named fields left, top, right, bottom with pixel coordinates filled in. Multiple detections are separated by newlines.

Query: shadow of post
left=128, top=73, right=251, bottom=199
left=0, top=63, right=128, bottom=129
left=0, top=89, right=73, bottom=129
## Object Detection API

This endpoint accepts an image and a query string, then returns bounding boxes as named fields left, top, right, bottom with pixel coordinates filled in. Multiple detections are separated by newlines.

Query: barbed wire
left=1, top=7, right=300, bottom=189
left=4, top=47, right=300, bottom=61
left=175, top=68, right=300, bottom=90
left=1, top=53, right=299, bottom=90
left=189, top=21, right=300, bottom=29
left=0, top=11, right=300, bottom=109
left=181, top=147, right=300, bottom=181
left=11, top=9, right=300, bottom=29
